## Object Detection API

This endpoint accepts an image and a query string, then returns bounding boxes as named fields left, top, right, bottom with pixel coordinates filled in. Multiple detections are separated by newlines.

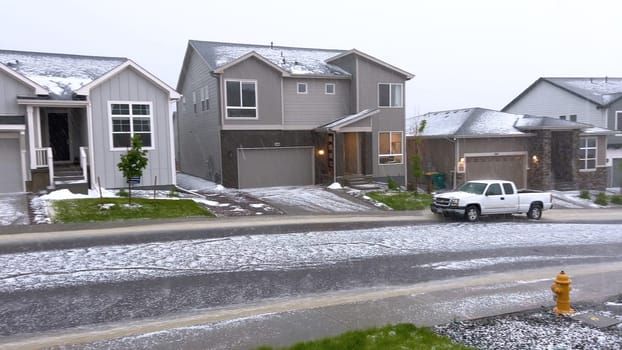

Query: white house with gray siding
left=176, top=40, right=413, bottom=189
left=0, top=50, right=180, bottom=194
left=503, top=77, right=622, bottom=187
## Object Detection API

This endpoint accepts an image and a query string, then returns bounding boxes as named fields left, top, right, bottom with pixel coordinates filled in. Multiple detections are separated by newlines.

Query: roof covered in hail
left=406, top=107, right=592, bottom=138
left=544, top=77, right=622, bottom=106
left=190, top=40, right=351, bottom=77
left=0, top=50, right=126, bottom=98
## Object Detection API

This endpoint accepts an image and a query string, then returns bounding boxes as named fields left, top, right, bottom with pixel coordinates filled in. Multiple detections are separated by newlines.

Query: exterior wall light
left=457, top=157, right=465, bottom=172
left=532, top=155, right=539, bottom=165
left=317, top=149, right=325, bottom=156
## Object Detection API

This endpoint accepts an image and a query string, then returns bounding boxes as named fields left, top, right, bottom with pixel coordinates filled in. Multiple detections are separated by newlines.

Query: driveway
left=0, top=193, right=30, bottom=226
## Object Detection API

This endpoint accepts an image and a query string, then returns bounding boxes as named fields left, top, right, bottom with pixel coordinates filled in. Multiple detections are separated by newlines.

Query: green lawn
left=367, top=191, right=432, bottom=210
left=50, top=197, right=213, bottom=223
left=256, top=323, right=474, bottom=350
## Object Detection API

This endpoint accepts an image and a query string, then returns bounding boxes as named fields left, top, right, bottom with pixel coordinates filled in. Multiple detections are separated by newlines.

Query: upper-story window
left=325, top=83, right=335, bottom=95
left=225, top=80, right=257, bottom=119
left=201, top=86, right=209, bottom=111
left=110, top=102, right=153, bottom=149
left=297, top=82, right=308, bottom=94
left=559, top=115, right=577, bottom=122
left=378, top=131, right=403, bottom=164
left=579, top=137, right=597, bottom=170
left=616, top=111, right=622, bottom=131
left=378, top=83, right=403, bottom=108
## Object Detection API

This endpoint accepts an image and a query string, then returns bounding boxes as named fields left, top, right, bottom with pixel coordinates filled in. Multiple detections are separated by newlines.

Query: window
left=486, top=183, right=502, bottom=196
left=616, top=111, right=622, bottom=131
left=502, top=183, right=514, bottom=194
left=226, top=80, right=257, bottom=118
left=110, top=102, right=153, bottom=149
left=579, top=137, right=597, bottom=170
left=559, top=115, right=566, bottom=120
left=325, top=83, right=335, bottom=95
left=181, top=96, right=186, bottom=112
left=297, top=82, right=308, bottom=94
left=569, top=114, right=577, bottom=122
left=192, top=92, right=197, bottom=114
left=378, top=83, right=403, bottom=107
left=378, top=131, right=403, bottom=164
left=201, top=86, right=209, bottom=111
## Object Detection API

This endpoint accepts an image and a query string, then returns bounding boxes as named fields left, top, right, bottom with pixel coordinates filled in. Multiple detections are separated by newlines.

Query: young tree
left=117, top=135, right=148, bottom=204
left=410, top=120, right=426, bottom=194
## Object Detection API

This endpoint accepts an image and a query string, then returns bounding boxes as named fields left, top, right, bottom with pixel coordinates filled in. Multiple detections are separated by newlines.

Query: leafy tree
left=117, top=135, right=148, bottom=204
left=410, top=120, right=426, bottom=194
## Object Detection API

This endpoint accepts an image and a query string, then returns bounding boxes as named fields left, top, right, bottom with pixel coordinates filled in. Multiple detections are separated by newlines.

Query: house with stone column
left=406, top=108, right=612, bottom=190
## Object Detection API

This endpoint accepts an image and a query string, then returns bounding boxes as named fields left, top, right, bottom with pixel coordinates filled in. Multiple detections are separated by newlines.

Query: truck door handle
left=500, top=197, right=505, bottom=200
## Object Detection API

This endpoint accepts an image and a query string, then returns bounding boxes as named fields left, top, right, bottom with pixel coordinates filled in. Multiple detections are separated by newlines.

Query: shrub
left=387, top=176, right=400, bottom=191
left=116, top=188, right=129, bottom=197
left=610, top=195, right=622, bottom=205
left=579, top=190, right=591, bottom=200
left=168, top=186, right=179, bottom=198
left=594, top=192, right=609, bottom=206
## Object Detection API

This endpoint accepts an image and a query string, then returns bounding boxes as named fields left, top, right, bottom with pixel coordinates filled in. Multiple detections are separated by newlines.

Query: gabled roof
left=317, top=108, right=379, bottom=131
left=406, top=107, right=595, bottom=138
left=0, top=62, right=47, bottom=95
left=504, top=77, right=622, bottom=110
left=189, top=40, right=351, bottom=77
left=0, top=49, right=126, bottom=98
left=326, top=49, right=414, bottom=80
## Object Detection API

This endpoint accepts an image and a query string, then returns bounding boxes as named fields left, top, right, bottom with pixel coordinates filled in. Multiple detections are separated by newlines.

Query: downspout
left=332, top=131, right=337, bottom=185
left=86, top=99, right=96, bottom=190
left=169, top=100, right=177, bottom=186
left=454, top=138, right=459, bottom=189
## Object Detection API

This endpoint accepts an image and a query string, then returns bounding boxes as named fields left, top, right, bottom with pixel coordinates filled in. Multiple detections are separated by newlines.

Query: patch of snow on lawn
left=2, top=223, right=622, bottom=292
left=243, top=185, right=372, bottom=212
left=176, top=173, right=227, bottom=192
left=327, top=182, right=342, bottom=190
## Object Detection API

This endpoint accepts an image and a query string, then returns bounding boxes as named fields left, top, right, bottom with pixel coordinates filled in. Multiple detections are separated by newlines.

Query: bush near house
left=255, top=323, right=474, bottom=350
left=611, top=195, right=622, bottom=205
left=579, top=190, right=591, bottom=200
left=50, top=197, right=213, bottom=223
left=594, top=192, right=609, bottom=206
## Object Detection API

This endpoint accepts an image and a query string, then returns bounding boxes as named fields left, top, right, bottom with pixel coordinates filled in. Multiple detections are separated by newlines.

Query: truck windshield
left=458, top=182, right=487, bottom=194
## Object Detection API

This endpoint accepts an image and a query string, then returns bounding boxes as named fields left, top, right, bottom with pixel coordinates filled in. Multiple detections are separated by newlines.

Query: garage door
left=466, top=154, right=526, bottom=189
left=0, top=138, right=23, bottom=193
left=237, top=147, right=314, bottom=188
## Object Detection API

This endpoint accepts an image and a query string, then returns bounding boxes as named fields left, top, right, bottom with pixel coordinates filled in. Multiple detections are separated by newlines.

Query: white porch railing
left=35, top=147, right=54, bottom=189
left=80, top=146, right=89, bottom=182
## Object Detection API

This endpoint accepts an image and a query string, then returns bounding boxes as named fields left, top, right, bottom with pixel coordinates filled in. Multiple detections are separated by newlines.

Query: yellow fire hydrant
left=551, top=270, right=574, bottom=314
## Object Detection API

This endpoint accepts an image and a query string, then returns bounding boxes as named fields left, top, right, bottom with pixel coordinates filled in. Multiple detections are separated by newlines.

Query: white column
left=26, top=105, right=36, bottom=169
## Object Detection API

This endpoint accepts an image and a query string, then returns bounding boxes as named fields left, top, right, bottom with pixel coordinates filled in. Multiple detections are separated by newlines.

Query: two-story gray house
left=503, top=77, right=622, bottom=187
left=0, top=49, right=180, bottom=194
left=176, top=40, right=413, bottom=188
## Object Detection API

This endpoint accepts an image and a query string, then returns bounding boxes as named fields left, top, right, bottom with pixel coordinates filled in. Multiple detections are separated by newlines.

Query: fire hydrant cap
left=555, top=271, right=571, bottom=284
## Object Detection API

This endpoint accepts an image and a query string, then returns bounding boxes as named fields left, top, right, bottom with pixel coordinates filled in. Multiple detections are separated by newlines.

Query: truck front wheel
left=465, top=205, right=480, bottom=222
left=527, top=204, right=542, bottom=220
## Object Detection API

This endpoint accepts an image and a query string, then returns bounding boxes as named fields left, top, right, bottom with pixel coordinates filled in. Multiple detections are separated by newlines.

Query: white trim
left=325, top=83, right=336, bottom=95
left=579, top=136, right=597, bottom=170
left=76, top=60, right=181, bottom=100
left=222, top=124, right=284, bottom=130
left=168, top=101, right=176, bottom=186
left=26, top=106, right=36, bottom=169
left=297, top=82, right=308, bottom=94
left=0, top=63, right=48, bottom=95
left=377, top=82, right=404, bottom=108
left=17, top=99, right=88, bottom=107
left=224, top=79, right=258, bottom=120
left=108, top=101, right=156, bottom=151
left=615, top=111, right=622, bottom=131
left=34, top=107, right=41, bottom=147
left=0, top=124, right=26, bottom=131
left=86, top=100, right=96, bottom=189
left=378, top=131, right=404, bottom=165
left=339, top=126, right=372, bottom=133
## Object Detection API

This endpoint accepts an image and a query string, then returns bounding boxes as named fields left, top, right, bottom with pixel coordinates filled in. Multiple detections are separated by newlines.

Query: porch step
left=54, top=181, right=89, bottom=194
left=341, top=175, right=382, bottom=190
left=554, top=181, right=577, bottom=191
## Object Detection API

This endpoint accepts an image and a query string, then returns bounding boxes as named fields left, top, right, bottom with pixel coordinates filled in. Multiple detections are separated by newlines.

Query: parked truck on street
left=430, top=180, right=553, bottom=222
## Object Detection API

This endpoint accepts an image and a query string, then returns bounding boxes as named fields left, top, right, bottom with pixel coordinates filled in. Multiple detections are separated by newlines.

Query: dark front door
left=48, top=113, right=70, bottom=161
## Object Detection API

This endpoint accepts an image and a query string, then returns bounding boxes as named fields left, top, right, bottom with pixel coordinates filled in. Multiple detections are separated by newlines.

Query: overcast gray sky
left=3, top=0, right=621, bottom=117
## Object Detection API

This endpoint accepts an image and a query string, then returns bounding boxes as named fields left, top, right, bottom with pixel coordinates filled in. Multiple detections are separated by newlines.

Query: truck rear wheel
left=527, top=204, right=542, bottom=220
left=465, top=205, right=480, bottom=222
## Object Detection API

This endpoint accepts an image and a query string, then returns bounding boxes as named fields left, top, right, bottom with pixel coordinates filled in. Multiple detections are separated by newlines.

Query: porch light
left=457, top=157, right=465, bottom=172
left=317, top=149, right=326, bottom=156
left=532, top=155, right=539, bottom=165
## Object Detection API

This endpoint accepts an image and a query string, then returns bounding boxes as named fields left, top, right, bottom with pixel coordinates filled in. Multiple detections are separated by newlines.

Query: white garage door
left=466, top=154, right=526, bottom=189
left=0, top=138, right=23, bottom=193
left=238, top=147, right=314, bottom=188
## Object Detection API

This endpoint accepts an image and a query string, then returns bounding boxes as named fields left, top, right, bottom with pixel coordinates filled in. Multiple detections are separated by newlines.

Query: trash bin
left=431, top=173, right=446, bottom=189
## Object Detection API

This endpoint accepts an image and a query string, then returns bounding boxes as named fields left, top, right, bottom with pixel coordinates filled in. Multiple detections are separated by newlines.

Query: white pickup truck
left=430, top=180, right=553, bottom=221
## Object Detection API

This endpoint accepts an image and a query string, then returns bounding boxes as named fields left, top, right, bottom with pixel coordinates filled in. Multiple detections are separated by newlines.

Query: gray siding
left=221, top=57, right=282, bottom=127
left=177, top=49, right=223, bottom=182
left=326, top=55, right=357, bottom=114
left=89, top=67, right=173, bottom=189
left=504, top=81, right=607, bottom=127
left=356, top=56, right=407, bottom=182
left=0, top=69, right=32, bottom=115
left=606, top=99, right=622, bottom=146
left=282, top=78, right=350, bottom=128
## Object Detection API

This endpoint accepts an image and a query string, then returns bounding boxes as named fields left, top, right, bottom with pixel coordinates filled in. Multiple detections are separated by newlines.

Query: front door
left=344, top=133, right=360, bottom=174
left=48, top=113, right=70, bottom=161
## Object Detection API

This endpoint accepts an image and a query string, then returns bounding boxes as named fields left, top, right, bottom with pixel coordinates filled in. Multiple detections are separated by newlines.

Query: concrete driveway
left=0, top=193, right=30, bottom=226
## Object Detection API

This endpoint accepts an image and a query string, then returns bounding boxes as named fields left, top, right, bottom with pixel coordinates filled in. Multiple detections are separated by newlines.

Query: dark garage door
left=466, top=155, right=526, bottom=189
left=0, top=138, right=23, bottom=193
left=237, top=147, right=314, bottom=188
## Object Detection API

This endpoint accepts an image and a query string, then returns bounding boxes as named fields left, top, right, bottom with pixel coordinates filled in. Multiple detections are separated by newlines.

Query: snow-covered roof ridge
left=0, top=49, right=127, bottom=98
left=543, top=77, right=622, bottom=106
left=190, top=40, right=352, bottom=77
left=318, top=108, right=379, bottom=130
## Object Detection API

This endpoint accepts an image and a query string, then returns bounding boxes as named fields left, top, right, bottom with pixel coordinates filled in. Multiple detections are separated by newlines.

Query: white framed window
left=201, top=86, right=209, bottom=111
left=616, top=111, right=622, bottom=131
left=569, top=114, right=577, bottom=122
left=325, top=83, right=335, bottom=95
left=378, top=83, right=403, bottom=107
left=225, top=80, right=257, bottom=119
left=378, top=131, right=403, bottom=164
left=579, top=137, right=597, bottom=170
left=297, top=82, right=308, bottom=94
left=109, top=101, right=153, bottom=150
left=559, top=115, right=566, bottom=120
left=180, top=96, right=186, bottom=112
left=192, top=91, right=197, bottom=114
